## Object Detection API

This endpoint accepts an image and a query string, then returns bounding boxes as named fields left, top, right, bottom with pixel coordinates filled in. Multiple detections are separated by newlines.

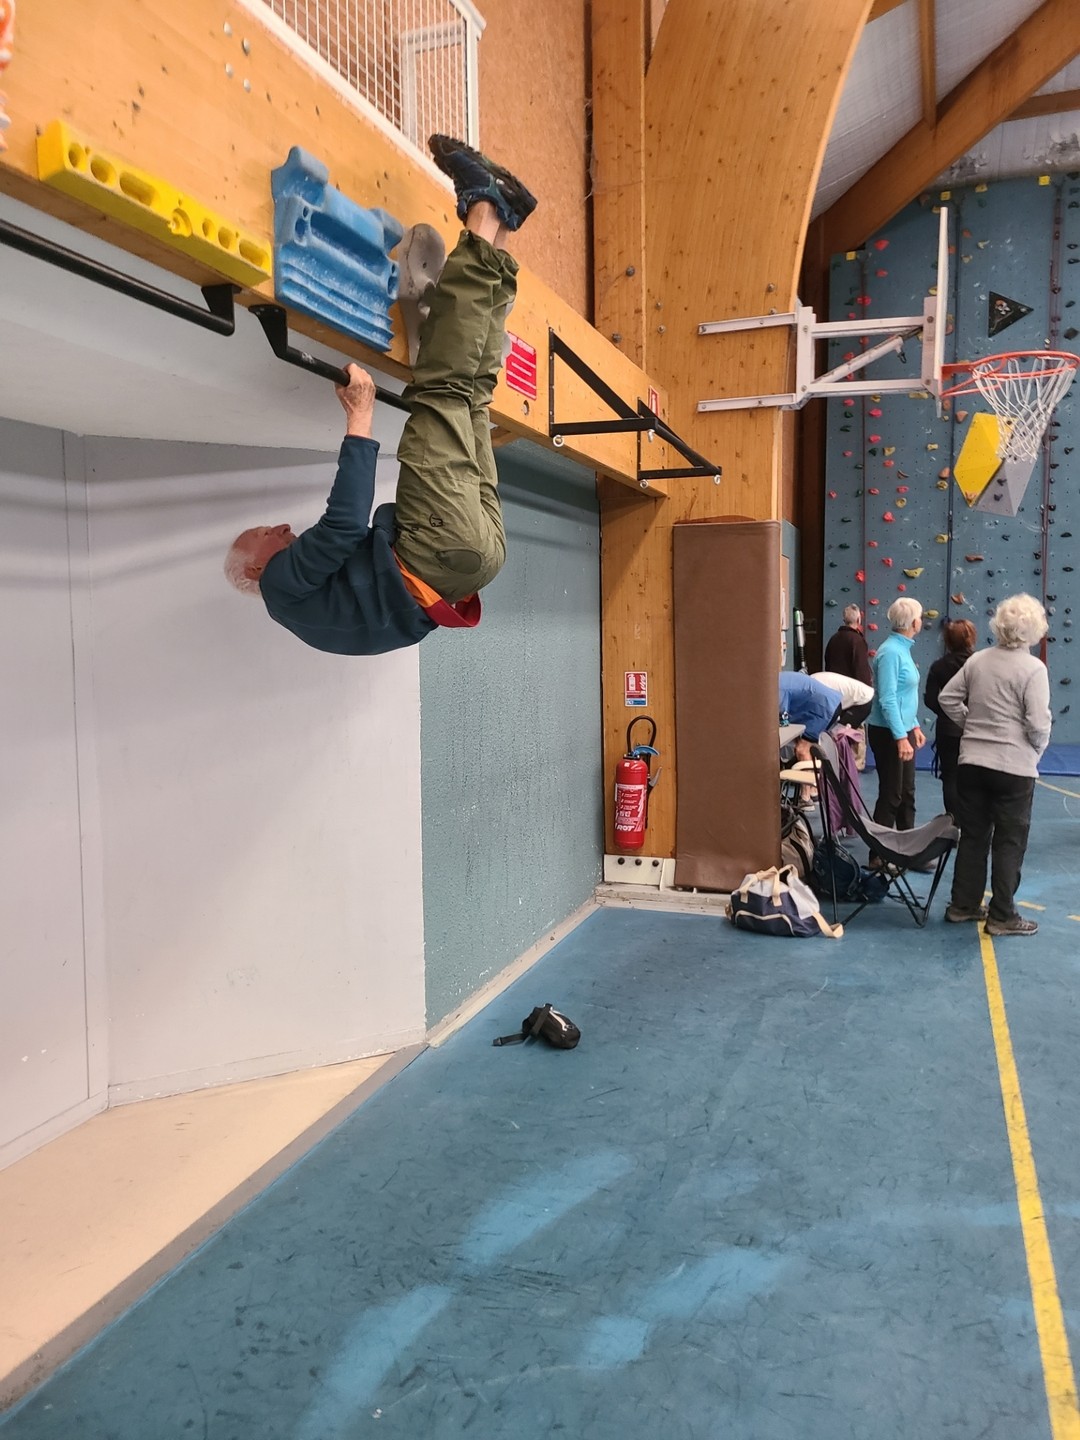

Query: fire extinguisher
left=614, top=716, right=660, bottom=851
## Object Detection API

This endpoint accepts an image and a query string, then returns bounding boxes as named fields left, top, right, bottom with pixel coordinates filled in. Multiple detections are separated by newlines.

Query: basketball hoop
left=939, top=349, right=1080, bottom=463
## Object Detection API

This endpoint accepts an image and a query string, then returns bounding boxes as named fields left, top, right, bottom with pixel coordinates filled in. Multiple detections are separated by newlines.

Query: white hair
left=224, top=536, right=262, bottom=596
left=990, top=593, right=1048, bottom=649
left=842, top=604, right=862, bottom=625
left=887, top=596, right=923, bottom=632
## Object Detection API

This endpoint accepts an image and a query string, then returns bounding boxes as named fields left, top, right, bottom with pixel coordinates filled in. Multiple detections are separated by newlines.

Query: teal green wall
left=419, top=441, right=602, bottom=1026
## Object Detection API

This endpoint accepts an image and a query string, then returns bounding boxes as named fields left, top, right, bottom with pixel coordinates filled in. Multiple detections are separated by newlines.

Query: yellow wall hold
left=903, top=567, right=924, bottom=578
left=37, top=120, right=272, bottom=288
left=954, top=412, right=1009, bottom=506
left=924, top=609, right=940, bottom=620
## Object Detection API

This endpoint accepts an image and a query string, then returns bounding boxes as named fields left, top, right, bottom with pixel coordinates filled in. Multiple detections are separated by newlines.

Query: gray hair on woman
left=842, top=603, right=862, bottom=625
left=990, top=593, right=1048, bottom=649
left=887, top=596, right=923, bottom=632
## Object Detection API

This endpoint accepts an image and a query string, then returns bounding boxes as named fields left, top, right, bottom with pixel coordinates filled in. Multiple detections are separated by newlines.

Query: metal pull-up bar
left=0, top=217, right=411, bottom=413
left=547, top=330, right=722, bottom=488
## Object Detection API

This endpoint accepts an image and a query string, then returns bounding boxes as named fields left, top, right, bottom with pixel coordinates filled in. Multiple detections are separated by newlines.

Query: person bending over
left=224, top=135, right=536, bottom=654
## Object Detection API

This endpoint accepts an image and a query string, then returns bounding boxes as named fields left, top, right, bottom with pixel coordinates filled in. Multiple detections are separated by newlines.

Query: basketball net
left=940, top=350, right=1079, bottom=463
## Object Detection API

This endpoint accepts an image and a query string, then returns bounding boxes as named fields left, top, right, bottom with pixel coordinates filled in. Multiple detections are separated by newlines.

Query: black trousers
left=950, top=765, right=1035, bottom=923
left=867, top=724, right=916, bottom=830
left=935, top=733, right=962, bottom=823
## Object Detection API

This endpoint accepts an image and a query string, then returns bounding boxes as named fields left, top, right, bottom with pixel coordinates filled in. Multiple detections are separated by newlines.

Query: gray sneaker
left=985, top=914, right=1038, bottom=936
left=945, top=904, right=988, bottom=923
left=396, top=224, right=446, bottom=366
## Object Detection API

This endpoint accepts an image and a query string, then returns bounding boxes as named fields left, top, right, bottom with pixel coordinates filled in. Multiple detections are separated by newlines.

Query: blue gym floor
left=2, top=784, right=1078, bottom=1439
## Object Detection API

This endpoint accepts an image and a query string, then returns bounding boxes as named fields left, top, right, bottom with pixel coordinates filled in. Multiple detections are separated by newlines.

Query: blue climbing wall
left=823, top=175, right=1080, bottom=743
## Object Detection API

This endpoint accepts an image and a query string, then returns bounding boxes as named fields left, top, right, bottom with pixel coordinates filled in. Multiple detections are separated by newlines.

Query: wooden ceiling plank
left=821, top=0, right=1080, bottom=253
left=869, top=0, right=907, bottom=19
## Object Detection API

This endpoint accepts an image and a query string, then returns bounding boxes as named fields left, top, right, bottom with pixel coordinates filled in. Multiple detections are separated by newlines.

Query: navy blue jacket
left=259, top=437, right=436, bottom=656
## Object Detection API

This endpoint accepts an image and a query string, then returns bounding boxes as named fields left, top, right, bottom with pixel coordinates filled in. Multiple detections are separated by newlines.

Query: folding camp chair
left=809, top=732, right=959, bottom=927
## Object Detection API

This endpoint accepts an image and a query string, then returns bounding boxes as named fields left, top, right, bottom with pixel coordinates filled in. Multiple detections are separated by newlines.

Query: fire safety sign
left=624, top=671, right=648, bottom=707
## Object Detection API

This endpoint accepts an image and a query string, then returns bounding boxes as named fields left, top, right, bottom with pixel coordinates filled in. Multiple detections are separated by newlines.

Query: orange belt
left=394, top=552, right=481, bottom=629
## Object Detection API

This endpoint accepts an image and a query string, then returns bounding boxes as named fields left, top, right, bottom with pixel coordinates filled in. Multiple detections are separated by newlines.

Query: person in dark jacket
left=824, top=604, right=872, bottom=687
left=224, top=135, right=536, bottom=655
left=924, top=618, right=976, bottom=823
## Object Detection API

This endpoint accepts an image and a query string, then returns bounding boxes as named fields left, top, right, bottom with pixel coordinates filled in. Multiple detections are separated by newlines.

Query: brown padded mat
left=673, top=519, right=782, bottom=891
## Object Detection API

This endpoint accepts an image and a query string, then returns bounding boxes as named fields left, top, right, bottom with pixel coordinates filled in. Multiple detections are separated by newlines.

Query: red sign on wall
left=505, top=333, right=538, bottom=399
left=624, top=671, right=648, bottom=707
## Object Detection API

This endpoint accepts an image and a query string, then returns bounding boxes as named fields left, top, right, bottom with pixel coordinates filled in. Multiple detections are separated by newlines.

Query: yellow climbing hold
left=924, top=610, right=940, bottom=620
left=37, top=120, right=273, bottom=288
left=935, top=534, right=950, bottom=544
left=895, top=498, right=907, bottom=508
left=927, top=443, right=939, bottom=451
left=903, top=568, right=924, bottom=578
left=936, top=480, right=949, bottom=490
left=884, top=446, right=896, bottom=456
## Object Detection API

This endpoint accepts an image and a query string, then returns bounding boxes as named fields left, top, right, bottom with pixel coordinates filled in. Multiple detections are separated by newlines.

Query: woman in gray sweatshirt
left=938, top=595, right=1052, bottom=936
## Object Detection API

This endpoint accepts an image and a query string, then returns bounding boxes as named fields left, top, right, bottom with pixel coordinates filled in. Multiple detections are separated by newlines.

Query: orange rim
left=940, top=349, right=1080, bottom=398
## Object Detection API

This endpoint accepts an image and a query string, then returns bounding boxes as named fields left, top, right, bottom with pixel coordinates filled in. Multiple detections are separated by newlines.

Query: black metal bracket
left=249, top=303, right=410, bottom=412
left=0, top=217, right=411, bottom=413
left=547, top=329, right=722, bottom=487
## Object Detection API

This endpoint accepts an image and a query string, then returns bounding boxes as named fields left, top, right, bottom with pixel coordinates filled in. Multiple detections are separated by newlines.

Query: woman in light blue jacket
left=866, top=597, right=927, bottom=829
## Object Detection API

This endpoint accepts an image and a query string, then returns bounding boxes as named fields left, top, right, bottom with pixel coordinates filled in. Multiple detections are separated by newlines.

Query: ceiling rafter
left=918, top=0, right=936, bottom=129
left=868, top=0, right=906, bottom=19
left=1009, top=86, right=1080, bottom=120
left=819, top=0, right=1080, bottom=254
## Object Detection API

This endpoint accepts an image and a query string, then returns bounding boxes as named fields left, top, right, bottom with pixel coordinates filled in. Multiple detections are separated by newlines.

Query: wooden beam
left=918, top=0, right=937, bottom=130
left=869, top=0, right=906, bottom=18
left=0, top=0, right=669, bottom=489
left=1009, top=86, right=1080, bottom=121
left=596, top=0, right=869, bottom=859
left=591, top=0, right=648, bottom=368
left=821, top=0, right=1080, bottom=254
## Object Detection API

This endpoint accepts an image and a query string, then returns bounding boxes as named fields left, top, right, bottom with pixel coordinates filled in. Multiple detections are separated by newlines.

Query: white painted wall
left=1, top=418, right=426, bottom=1160
left=0, top=420, right=99, bottom=1162
left=84, top=435, right=426, bottom=1099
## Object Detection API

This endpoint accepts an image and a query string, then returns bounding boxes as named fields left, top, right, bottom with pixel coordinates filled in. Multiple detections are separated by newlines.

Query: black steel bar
left=636, top=402, right=718, bottom=474
left=547, top=326, right=722, bottom=482
left=639, top=466, right=718, bottom=480
left=250, top=303, right=411, bottom=413
left=0, top=216, right=238, bottom=335
left=548, top=417, right=654, bottom=437
left=549, top=329, right=638, bottom=419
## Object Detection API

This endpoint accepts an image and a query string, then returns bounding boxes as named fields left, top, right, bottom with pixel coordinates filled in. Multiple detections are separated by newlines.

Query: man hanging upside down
left=224, top=135, right=536, bottom=654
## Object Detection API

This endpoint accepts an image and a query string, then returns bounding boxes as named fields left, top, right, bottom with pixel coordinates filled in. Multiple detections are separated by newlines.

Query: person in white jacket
left=939, top=595, right=1052, bottom=936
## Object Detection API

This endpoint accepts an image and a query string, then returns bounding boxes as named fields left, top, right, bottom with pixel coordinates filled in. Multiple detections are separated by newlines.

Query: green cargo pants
left=393, top=230, right=518, bottom=603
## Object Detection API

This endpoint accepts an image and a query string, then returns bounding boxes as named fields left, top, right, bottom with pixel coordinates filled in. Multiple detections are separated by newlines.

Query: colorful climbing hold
left=868, top=487, right=880, bottom=495
left=964, top=554, right=983, bottom=562
left=883, top=512, right=895, bottom=522
left=873, top=239, right=889, bottom=251
left=884, top=446, right=896, bottom=456
left=855, top=569, right=865, bottom=582
left=896, top=485, right=908, bottom=493
left=924, top=609, right=939, bottom=620
left=951, top=592, right=966, bottom=604
left=868, top=540, right=878, bottom=548
left=828, top=491, right=838, bottom=499
left=869, top=434, right=882, bottom=444
left=868, top=408, right=883, bottom=418
left=884, top=460, right=895, bottom=468
left=842, top=450, right=853, bottom=458
left=897, top=584, right=906, bottom=592
left=894, top=495, right=905, bottom=504
left=935, top=534, right=949, bottom=544
left=903, top=567, right=923, bottom=578
left=882, top=557, right=894, bottom=567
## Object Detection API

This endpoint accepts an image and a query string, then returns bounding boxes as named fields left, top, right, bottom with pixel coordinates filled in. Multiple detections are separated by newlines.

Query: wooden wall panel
left=591, top=0, right=647, bottom=366
left=0, top=0, right=656, bottom=484
left=479, top=0, right=589, bottom=316
left=598, top=0, right=870, bottom=860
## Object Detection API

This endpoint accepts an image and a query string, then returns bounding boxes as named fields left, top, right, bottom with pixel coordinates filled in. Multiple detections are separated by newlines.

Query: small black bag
left=493, top=1003, right=581, bottom=1050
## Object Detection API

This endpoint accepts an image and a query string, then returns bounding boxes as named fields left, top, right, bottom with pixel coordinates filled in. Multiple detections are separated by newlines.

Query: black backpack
left=811, top=838, right=889, bottom=904
left=780, top=799, right=814, bottom=880
left=493, top=1004, right=581, bottom=1050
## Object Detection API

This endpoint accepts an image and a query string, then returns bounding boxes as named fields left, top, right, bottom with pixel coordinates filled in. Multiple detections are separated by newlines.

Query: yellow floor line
left=1036, top=779, right=1080, bottom=801
left=1018, top=901, right=1047, bottom=912
left=980, top=928, right=1080, bottom=1439
left=1069, top=916, right=1080, bottom=925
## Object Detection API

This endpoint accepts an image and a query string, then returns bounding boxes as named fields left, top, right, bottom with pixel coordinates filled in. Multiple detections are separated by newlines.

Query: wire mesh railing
left=245, top=0, right=484, bottom=157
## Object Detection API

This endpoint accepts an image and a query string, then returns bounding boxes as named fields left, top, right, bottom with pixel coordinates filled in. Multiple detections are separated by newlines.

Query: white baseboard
left=426, top=898, right=598, bottom=1048
left=0, top=1092, right=109, bottom=1174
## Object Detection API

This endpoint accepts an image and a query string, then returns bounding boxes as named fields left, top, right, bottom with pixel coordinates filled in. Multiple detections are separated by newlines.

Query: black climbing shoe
left=428, top=134, right=537, bottom=231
